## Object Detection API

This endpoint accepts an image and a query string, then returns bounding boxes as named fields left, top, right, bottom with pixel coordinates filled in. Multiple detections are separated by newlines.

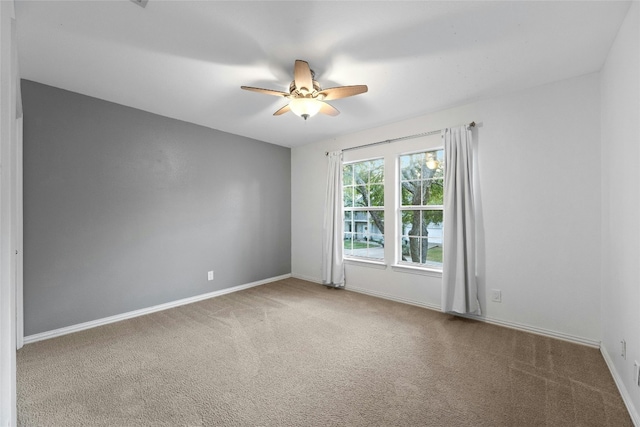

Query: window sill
left=344, top=258, right=388, bottom=270
left=391, top=264, right=442, bottom=278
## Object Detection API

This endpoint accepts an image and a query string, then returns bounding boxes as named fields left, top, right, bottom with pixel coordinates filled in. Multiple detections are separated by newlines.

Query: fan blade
left=319, top=85, right=368, bottom=101
left=318, top=102, right=340, bottom=117
left=273, top=104, right=291, bottom=116
left=241, top=86, right=289, bottom=97
left=294, top=60, right=313, bottom=94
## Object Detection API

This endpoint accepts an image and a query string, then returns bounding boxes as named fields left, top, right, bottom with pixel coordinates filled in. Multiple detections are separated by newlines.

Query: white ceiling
left=16, top=1, right=631, bottom=148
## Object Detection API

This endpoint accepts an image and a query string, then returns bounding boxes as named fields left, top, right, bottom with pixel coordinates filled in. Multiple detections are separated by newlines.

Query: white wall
left=600, top=2, right=640, bottom=423
left=292, top=73, right=602, bottom=345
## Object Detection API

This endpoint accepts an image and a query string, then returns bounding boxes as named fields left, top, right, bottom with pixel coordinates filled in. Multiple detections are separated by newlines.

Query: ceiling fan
left=241, top=60, right=368, bottom=120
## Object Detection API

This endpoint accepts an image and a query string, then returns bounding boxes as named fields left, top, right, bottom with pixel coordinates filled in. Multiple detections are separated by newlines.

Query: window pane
left=370, top=159, right=384, bottom=183
left=367, top=234, right=384, bottom=259
left=400, top=209, right=420, bottom=237
left=355, top=162, right=368, bottom=184
left=351, top=234, right=367, bottom=256
left=401, top=237, right=410, bottom=261
left=426, top=235, right=443, bottom=266
left=401, top=181, right=421, bottom=206
left=353, top=212, right=367, bottom=242
left=425, top=150, right=445, bottom=174
left=343, top=187, right=354, bottom=208
left=369, top=184, right=384, bottom=207
left=406, top=237, right=422, bottom=263
left=368, top=210, right=384, bottom=235
left=431, top=163, right=444, bottom=180
left=400, top=155, right=410, bottom=177
left=354, top=186, right=366, bottom=207
left=423, top=210, right=443, bottom=234
left=343, top=233, right=353, bottom=257
left=434, top=150, right=445, bottom=176
left=400, top=154, right=423, bottom=181
left=424, top=153, right=437, bottom=174
left=343, top=164, right=353, bottom=186
left=424, top=179, right=444, bottom=205
left=344, top=211, right=352, bottom=232
left=424, top=211, right=443, bottom=266
left=414, top=153, right=426, bottom=180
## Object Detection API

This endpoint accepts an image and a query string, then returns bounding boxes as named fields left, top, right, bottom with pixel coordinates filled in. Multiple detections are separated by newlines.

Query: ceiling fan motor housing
left=289, top=78, right=321, bottom=98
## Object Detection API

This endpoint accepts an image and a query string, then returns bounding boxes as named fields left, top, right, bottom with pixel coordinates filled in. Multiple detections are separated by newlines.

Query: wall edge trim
left=23, top=273, right=292, bottom=345
left=601, top=345, right=640, bottom=426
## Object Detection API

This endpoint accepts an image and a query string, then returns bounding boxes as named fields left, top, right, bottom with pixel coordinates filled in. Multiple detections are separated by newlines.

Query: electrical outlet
left=491, top=289, right=502, bottom=303
left=207, top=271, right=214, bottom=281
left=621, top=340, right=627, bottom=359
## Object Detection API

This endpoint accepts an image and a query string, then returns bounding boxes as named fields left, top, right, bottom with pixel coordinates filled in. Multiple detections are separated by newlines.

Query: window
left=399, top=150, right=444, bottom=269
left=343, top=159, right=384, bottom=260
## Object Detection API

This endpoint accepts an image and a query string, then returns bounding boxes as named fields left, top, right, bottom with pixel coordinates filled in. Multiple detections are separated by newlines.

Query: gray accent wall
left=22, top=80, right=291, bottom=336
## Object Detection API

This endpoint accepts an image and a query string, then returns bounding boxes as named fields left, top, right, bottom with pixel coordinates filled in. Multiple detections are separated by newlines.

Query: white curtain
left=321, top=151, right=345, bottom=287
left=442, top=125, right=480, bottom=314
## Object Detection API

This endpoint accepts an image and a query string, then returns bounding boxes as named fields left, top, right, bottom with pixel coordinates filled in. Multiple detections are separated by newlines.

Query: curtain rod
left=325, top=121, right=476, bottom=156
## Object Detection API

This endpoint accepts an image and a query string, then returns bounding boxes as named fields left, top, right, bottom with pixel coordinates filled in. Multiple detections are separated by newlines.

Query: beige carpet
left=17, top=278, right=632, bottom=426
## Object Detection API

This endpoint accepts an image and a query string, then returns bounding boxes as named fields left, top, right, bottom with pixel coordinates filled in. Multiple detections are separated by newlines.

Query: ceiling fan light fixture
left=289, top=97, right=322, bottom=120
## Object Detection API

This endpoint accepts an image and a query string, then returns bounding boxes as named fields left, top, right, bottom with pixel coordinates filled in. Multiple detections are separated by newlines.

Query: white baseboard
left=601, top=346, right=640, bottom=426
left=24, top=273, right=292, bottom=345
left=458, top=312, right=600, bottom=348
left=291, top=273, right=323, bottom=284
left=345, top=285, right=441, bottom=311
left=345, top=284, right=600, bottom=348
